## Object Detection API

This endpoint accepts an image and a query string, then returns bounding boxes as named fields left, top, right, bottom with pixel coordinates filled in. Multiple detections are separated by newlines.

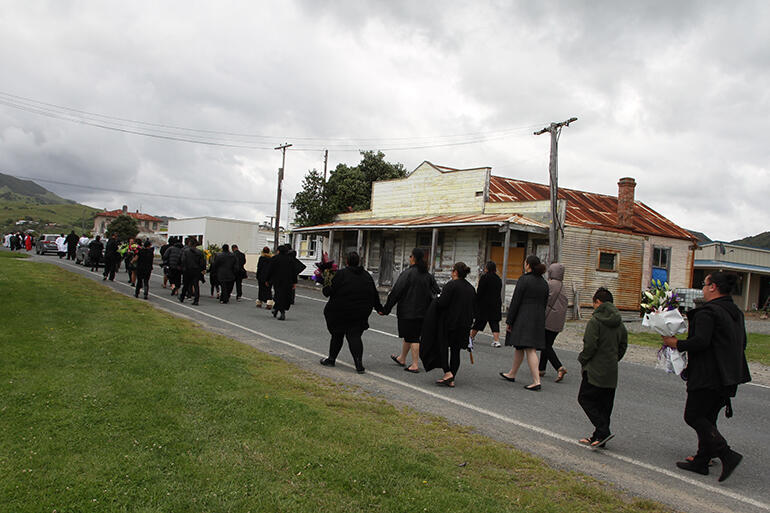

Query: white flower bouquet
left=641, top=280, right=688, bottom=375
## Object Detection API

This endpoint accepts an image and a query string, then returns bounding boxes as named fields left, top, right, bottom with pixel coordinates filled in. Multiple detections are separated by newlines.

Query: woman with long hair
left=500, top=255, right=549, bottom=390
left=381, top=248, right=440, bottom=373
left=471, top=260, right=503, bottom=347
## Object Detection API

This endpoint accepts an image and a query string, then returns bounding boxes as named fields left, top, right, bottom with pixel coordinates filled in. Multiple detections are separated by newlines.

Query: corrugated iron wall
left=561, top=227, right=644, bottom=311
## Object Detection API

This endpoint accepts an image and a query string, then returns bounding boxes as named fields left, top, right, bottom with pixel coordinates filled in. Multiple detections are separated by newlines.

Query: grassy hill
left=0, top=173, right=100, bottom=235
left=731, top=231, right=770, bottom=250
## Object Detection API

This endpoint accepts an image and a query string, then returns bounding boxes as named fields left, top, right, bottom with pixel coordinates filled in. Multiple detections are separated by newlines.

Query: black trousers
left=235, top=278, right=243, bottom=299
left=180, top=271, right=200, bottom=303
left=67, top=248, right=76, bottom=260
left=440, top=328, right=466, bottom=377
left=328, top=327, right=364, bottom=363
left=684, top=389, right=729, bottom=463
left=134, top=277, right=149, bottom=297
left=103, top=256, right=117, bottom=280
left=220, top=281, right=234, bottom=303
left=539, top=329, right=563, bottom=372
left=90, top=255, right=101, bottom=271
left=578, top=372, right=616, bottom=440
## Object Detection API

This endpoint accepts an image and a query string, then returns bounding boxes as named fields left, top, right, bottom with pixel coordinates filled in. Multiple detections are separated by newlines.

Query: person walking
left=180, top=238, right=206, bottom=305
left=500, top=255, right=549, bottom=391
left=24, top=233, right=32, bottom=252
left=540, top=262, right=569, bottom=382
left=319, top=252, right=383, bottom=373
left=208, top=252, right=221, bottom=299
left=88, top=235, right=104, bottom=272
left=381, top=248, right=440, bottom=373
left=103, top=233, right=119, bottom=281
left=255, top=246, right=273, bottom=308
left=265, top=245, right=296, bottom=320
left=133, top=240, right=154, bottom=299
left=470, top=261, right=503, bottom=348
left=159, top=238, right=171, bottom=289
left=65, top=230, right=78, bottom=260
left=421, top=262, right=476, bottom=387
left=164, top=237, right=184, bottom=295
left=662, top=271, right=751, bottom=481
left=212, top=244, right=238, bottom=304
left=56, top=233, right=66, bottom=259
left=577, top=287, right=627, bottom=449
left=232, top=244, right=247, bottom=301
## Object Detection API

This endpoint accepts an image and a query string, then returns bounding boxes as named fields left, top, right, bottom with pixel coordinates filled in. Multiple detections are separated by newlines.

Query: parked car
left=35, top=234, right=59, bottom=255
left=76, top=241, right=104, bottom=268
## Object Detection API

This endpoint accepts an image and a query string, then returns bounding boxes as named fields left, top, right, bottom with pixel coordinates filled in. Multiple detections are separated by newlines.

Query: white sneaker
left=491, top=341, right=501, bottom=348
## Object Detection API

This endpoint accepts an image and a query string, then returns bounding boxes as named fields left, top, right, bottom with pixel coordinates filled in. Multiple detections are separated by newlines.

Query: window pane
left=599, top=252, right=616, bottom=271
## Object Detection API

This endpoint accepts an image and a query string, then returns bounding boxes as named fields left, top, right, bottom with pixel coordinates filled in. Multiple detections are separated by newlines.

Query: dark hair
left=143, top=239, right=151, bottom=248
left=411, top=248, right=428, bottom=273
left=277, top=244, right=288, bottom=254
left=453, top=262, right=470, bottom=279
left=221, top=244, right=230, bottom=252
left=707, top=271, right=738, bottom=295
left=525, top=255, right=546, bottom=275
left=485, top=261, right=497, bottom=274
left=346, top=251, right=360, bottom=267
left=262, top=246, right=270, bottom=253
left=95, top=235, right=101, bottom=241
left=593, top=287, right=614, bottom=304
left=232, top=244, right=239, bottom=250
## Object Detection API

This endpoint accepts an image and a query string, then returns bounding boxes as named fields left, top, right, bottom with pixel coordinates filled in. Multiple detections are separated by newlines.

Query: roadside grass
left=0, top=259, right=671, bottom=513
left=627, top=331, right=770, bottom=366
left=0, top=250, right=29, bottom=259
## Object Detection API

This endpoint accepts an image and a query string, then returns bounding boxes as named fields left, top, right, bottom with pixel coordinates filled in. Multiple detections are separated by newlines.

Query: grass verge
left=627, top=331, right=770, bottom=366
left=0, top=257, right=671, bottom=512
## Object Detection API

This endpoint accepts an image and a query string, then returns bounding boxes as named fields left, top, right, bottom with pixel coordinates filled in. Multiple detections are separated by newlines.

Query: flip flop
left=404, top=367, right=420, bottom=373
left=590, top=434, right=614, bottom=449
left=390, top=354, right=405, bottom=367
left=578, top=437, right=593, bottom=446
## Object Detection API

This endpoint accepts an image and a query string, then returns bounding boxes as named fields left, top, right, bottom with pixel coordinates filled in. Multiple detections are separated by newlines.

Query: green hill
left=0, top=173, right=100, bottom=235
left=731, top=231, right=770, bottom=250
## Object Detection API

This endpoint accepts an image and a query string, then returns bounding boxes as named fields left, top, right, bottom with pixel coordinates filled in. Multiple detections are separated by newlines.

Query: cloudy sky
left=1, top=1, right=768, bottom=241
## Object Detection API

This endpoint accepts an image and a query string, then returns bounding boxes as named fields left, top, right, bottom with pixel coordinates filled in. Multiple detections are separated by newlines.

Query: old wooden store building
left=292, top=162, right=696, bottom=311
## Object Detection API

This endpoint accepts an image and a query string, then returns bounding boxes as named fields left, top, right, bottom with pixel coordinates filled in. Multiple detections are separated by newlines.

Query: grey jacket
left=544, top=263, right=568, bottom=333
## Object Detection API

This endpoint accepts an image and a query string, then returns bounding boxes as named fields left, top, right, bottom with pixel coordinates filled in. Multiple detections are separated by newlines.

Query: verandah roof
left=291, top=213, right=548, bottom=234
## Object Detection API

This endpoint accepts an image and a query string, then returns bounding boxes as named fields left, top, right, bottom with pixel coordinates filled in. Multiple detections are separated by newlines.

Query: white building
left=167, top=217, right=287, bottom=273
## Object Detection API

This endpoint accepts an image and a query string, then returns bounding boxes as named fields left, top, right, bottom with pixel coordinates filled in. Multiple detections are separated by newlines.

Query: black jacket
left=505, top=272, right=549, bottom=349
left=88, top=239, right=104, bottom=259
left=105, top=238, right=119, bottom=257
left=165, top=244, right=184, bottom=270
left=213, top=251, right=238, bottom=282
left=381, top=265, right=440, bottom=319
left=257, top=255, right=272, bottom=282
left=181, top=246, right=206, bottom=273
left=474, top=272, right=502, bottom=322
left=678, top=296, right=751, bottom=393
left=323, top=266, right=383, bottom=332
left=233, top=250, right=247, bottom=279
left=438, top=278, right=476, bottom=331
left=65, top=232, right=78, bottom=250
left=135, top=247, right=154, bottom=277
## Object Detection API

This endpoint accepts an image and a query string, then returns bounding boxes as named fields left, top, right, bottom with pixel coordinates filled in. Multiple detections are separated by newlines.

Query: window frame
left=597, top=250, right=619, bottom=272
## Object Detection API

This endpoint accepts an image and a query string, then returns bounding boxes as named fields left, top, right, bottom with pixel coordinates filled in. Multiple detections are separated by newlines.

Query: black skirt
left=398, top=317, right=423, bottom=343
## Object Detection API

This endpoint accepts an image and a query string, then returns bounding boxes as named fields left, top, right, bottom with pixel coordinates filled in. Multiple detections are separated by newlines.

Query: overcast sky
left=1, top=1, right=768, bottom=241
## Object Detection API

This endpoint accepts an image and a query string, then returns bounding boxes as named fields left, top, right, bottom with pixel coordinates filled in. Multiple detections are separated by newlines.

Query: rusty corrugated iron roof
left=293, top=213, right=547, bottom=232
left=97, top=209, right=163, bottom=222
left=488, top=176, right=694, bottom=240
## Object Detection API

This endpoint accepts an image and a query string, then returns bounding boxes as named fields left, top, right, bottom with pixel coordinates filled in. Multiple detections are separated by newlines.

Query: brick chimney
left=122, top=205, right=128, bottom=214
left=617, top=177, right=636, bottom=229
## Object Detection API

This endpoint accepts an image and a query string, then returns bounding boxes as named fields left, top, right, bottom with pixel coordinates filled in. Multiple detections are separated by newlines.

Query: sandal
left=590, top=434, right=614, bottom=449
left=436, top=376, right=455, bottom=387
left=555, top=367, right=567, bottom=383
left=390, top=354, right=405, bottom=367
left=579, top=437, right=594, bottom=446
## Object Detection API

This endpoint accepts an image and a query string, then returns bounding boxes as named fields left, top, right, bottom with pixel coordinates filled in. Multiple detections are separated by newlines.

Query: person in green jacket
left=577, top=287, right=628, bottom=449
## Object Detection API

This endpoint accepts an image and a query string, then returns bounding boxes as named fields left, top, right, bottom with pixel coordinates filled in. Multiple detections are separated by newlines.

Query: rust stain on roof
left=97, top=209, right=163, bottom=222
left=295, top=213, right=547, bottom=231
left=489, top=176, right=694, bottom=240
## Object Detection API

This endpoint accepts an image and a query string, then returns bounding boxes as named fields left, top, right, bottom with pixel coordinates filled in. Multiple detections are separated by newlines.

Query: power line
left=0, top=90, right=545, bottom=150
left=4, top=173, right=290, bottom=206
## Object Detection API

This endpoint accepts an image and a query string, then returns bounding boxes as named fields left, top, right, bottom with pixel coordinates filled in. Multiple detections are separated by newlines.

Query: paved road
left=27, top=254, right=770, bottom=513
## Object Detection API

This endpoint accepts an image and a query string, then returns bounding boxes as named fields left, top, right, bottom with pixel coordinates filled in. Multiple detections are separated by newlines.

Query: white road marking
left=64, top=261, right=768, bottom=513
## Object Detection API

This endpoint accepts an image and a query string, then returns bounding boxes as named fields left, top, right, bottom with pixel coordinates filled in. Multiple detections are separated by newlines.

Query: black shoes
left=524, top=384, right=542, bottom=391
left=718, top=449, right=743, bottom=482
left=353, top=358, right=365, bottom=374
left=499, top=372, right=515, bottom=382
left=272, top=309, right=278, bottom=318
left=277, top=311, right=286, bottom=321
left=320, top=358, right=335, bottom=367
left=676, top=459, right=709, bottom=475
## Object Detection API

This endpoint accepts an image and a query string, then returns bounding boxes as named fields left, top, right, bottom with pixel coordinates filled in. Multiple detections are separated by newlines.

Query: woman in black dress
left=381, top=248, right=440, bottom=373
left=500, top=255, right=549, bottom=390
left=471, top=261, right=503, bottom=348
left=255, top=246, right=273, bottom=308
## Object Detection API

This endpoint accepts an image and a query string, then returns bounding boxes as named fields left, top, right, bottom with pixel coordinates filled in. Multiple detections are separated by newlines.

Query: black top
left=257, top=255, right=272, bottom=282
left=135, top=247, right=154, bottom=275
left=233, top=250, right=247, bottom=279
left=381, top=265, right=440, bottom=319
left=505, top=272, right=549, bottom=349
left=88, top=239, right=104, bottom=259
left=165, top=244, right=184, bottom=269
left=323, top=266, right=383, bottom=332
left=212, top=251, right=238, bottom=282
left=475, top=272, right=502, bottom=322
left=437, top=278, right=476, bottom=331
left=105, top=238, right=119, bottom=256
left=181, top=246, right=206, bottom=273
left=266, top=252, right=296, bottom=287
left=678, top=296, right=752, bottom=393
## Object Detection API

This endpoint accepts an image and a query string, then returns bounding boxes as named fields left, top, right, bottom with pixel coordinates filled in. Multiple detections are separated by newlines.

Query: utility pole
left=323, top=149, right=328, bottom=183
left=534, top=117, right=577, bottom=265
left=274, top=143, right=292, bottom=251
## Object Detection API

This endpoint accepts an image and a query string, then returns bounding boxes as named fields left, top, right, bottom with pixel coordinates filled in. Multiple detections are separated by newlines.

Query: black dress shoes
left=320, top=358, right=335, bottom=367
left=676, top=460, right=709, bottom=475
left=718, top=449, right=743, bottom=482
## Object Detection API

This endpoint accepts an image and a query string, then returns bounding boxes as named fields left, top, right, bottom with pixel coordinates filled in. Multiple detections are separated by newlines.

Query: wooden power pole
left=274, top=143, right=292, bottom=251
left=534, top=117, right=577, bottom=265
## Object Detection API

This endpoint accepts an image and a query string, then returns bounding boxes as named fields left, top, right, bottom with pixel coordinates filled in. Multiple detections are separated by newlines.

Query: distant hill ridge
left=0, top=173, right=74, bottom=205
left=731, top=231, right=770, bottom=251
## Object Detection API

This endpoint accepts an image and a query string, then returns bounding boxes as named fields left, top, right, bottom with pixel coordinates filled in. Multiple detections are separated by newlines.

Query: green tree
left=291, top=151, right=406, bottom=227
left=105, top=215, right=139, bottom=241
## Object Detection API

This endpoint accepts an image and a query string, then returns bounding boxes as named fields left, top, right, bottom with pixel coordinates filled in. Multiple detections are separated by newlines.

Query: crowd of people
left=14, top=234, right=751, bottom=482
left=3, top=232, right=33, bottom=251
